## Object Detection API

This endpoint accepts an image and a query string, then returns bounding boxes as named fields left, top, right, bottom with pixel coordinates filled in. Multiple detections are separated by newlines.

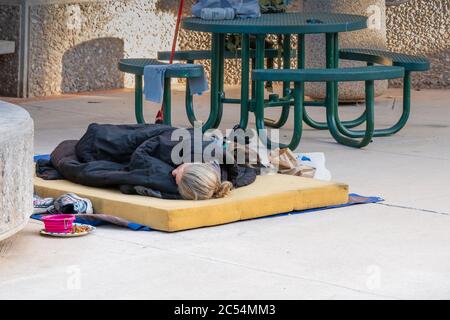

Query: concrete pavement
left=0, top=86, right=449, bottom=299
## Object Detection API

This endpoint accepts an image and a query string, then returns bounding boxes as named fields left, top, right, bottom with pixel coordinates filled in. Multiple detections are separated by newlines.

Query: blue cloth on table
left=192, top=0, right=261, bottom=19
left=143, top=63, right=208, bottom=104
left=200, top=7, right=235, bottom=20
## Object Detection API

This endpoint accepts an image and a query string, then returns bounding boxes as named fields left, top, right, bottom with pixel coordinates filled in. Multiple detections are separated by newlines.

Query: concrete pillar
left=303, top=0, right=388, bottom=101
left=0, top=101, right=34, bottom=241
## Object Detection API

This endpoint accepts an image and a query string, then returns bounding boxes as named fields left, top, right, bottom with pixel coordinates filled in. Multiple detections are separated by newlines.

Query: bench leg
left=184, top=59, right=200, bottom=127
left=334, top=71, right=411, bottom=138
left=185, top=81, right=197, bottom=126
left=324, top=33, right=374, bottom=148
left=303, top=107, right=366, bottom=130
left=255, top=82, right=303, bottom=150
left=135, top=75, right=145, bottom=124
left=326, top=79, right=375, bottom=148
left=302, top=33, right=366, bottom=130
left=162, top=79, right=172, bottom=126
left=380, top=71, right=411, bottom=135
left=371, top=71, right=411, bottom=136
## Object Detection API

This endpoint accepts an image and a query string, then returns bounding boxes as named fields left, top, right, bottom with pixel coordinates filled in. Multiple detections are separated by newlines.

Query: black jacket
left=36, top=123, right=257, bottom=199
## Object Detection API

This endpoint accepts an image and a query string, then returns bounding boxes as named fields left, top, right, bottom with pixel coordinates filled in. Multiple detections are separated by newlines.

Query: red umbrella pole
left=156, top=0, right=185, bottom=123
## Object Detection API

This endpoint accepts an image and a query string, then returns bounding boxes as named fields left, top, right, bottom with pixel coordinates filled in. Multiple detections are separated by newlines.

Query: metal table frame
left=181, top=13, right=369, bottom=136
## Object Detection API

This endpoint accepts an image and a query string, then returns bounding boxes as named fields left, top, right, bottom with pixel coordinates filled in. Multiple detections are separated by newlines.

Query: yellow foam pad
left=34, top=175, right=348, bottom=232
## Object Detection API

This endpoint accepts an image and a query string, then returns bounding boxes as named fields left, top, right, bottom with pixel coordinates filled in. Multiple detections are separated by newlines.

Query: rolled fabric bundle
left=200, top=7, right=236, bottom=20
left=193, top=0, right=260, bottom=19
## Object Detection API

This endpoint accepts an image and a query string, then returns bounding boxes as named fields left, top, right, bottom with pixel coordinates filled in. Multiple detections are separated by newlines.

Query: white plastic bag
left=296, top=152, right=332, bottom=181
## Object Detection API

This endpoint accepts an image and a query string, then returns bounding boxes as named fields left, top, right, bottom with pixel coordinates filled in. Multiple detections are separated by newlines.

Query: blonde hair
left=178, top=163, right=233, bottom=200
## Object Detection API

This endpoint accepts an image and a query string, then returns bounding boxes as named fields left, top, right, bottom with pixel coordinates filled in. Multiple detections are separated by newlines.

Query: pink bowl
left=42, top=214, right=76, bottom=233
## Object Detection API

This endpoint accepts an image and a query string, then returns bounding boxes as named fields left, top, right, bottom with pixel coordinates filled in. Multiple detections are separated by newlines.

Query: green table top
left=182, top=12, right=367, bottom=35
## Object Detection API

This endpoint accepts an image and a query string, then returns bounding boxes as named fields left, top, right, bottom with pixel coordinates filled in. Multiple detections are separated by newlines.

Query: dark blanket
left=36, top=123, right=257, bottom=199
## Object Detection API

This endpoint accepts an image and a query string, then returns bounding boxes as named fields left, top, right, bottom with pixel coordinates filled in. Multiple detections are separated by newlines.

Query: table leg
left=282, top=34, right=292, bottom=97
left=254, top=34, right=271, bottom=147
left=264, top=34, right=292, bottom=129
left=213, top=33, right=225, bottom=128
left=302, top=32, right=333, bottom=130
left=325, top=33, right=340, bottom=140
left=251, top=56, right=258, bottom=109
left=239, top=33, right=250, bottom=129
left=203, top=33, right=221, bottom=131
left=297, top=33, right=305, bottom=94
left=301, top=32, right=329, bottom=130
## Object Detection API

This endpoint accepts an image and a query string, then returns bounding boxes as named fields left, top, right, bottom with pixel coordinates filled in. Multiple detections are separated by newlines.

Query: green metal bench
left=301, top=48, right=430, bottom=139
left=252, top=66, right=405, bottom=149
left=303, top=49, right=430, bottom=135
left=157, top=48, right=297, bottom=127
left=340, top=48, right=430, bottom=72
left=118, top=58, right=203, bottom=125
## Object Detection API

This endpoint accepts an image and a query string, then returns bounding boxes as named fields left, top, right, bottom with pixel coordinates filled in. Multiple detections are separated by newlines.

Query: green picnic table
left=120, top=11, right=427, bottom=148
left=181, top=12, right=369, bottom=136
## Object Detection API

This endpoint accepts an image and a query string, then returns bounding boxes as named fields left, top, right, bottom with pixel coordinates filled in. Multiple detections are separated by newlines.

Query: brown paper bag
left=269, top=148, right=316, bottom=178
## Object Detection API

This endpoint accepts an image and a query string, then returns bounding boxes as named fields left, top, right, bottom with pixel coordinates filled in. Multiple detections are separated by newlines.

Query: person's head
left=172, top=163, right=233, bottom=200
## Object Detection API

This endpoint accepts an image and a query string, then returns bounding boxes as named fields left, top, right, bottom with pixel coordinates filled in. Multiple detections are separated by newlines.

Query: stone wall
left=386, top=0, right=450, bottom=88
left=303, top=0, right=388, bottom=100
left=28, top=0, right=179, bottom=96
left=0, top=4, right=21, bottom=96
left=0, top=101, right=34, bottom=241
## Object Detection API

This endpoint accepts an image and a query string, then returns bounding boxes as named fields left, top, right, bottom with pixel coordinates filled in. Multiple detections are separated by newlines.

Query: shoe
left=52, top=193, right=93, bottom=214
left=33, top=195, right=54, bottom=214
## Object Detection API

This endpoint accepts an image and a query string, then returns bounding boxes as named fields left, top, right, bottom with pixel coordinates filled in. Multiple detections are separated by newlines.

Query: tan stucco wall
left=28, top=0, right=180, bottom=96
left=303, top=0, right=388, bottom=100
left=2, top=0, right=448, bottom=96
left=386, top=0, right=450, bottom=88
left=0, top=5, right=21, bottom=96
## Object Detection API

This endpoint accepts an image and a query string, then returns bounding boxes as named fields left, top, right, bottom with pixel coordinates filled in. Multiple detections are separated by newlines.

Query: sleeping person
left=36, top=123, right=258, bottom=200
